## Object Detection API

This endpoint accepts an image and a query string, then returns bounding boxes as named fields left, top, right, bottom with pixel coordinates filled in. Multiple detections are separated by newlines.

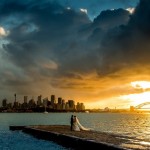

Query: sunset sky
left=1, top=0, right=150, bottom=109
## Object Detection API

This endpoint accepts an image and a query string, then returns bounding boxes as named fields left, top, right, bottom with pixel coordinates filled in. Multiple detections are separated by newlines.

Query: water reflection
left=0, top=112, right=149, bottom=149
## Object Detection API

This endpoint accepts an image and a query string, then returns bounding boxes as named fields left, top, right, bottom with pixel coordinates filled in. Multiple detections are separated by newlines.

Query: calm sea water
left=0, top=112, right=150, bottom=150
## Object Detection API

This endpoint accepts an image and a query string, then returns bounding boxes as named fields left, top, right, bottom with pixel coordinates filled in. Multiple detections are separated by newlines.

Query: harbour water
left=0, top=112, right=150, bottom=150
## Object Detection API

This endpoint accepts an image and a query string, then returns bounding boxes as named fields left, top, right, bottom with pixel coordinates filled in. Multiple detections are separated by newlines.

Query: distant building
left=80, top=103, right=85, bottom=110
left=68, top=100, right=75, bottom=110
left=28, top=98, right=36, bottom=108
left=130, top=106, right=135, bottom=112
left=51, top=95, right=56, bottom=106
left=47, top=100, right=51, bottom=107
left=2, top=99, right=7, bottom=107
left=7, top=103, right=12, bottom=109
left=13, top=101, right=19, bottom=109
left=24, top=96, right=28, bottom=103
left=37, top=95, right=42, bottom=106
left=62, top=100, right=66, bottom=110
left=76, top=102, right=85, bottom=111
left=58, top=97, right=62, bottom=105
left=65, top=102, right=69, bottom=110
left=18, top=103, right=22, bottom=109
left=104, top=107, right=110, bottom=112
left=22, top=96, right=28, bottom=109
left=43, top=97, right=48, bottom=106
left=56, top=97, right=62, bottom=110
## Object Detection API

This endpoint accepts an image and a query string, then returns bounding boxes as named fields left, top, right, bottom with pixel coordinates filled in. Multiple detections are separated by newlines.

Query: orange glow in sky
left=131, top=81, right=150, bottom=90
left=84, top=80, right=150, bottom=109
left=121, top=91, right=150, bottom=107
left=118, top=81, right=150, bottom=108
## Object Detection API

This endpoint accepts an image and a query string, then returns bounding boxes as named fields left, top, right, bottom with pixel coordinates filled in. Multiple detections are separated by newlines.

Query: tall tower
left=13, top=93, right=18, bottom=109
left=14, top=93, right=16, bottom=103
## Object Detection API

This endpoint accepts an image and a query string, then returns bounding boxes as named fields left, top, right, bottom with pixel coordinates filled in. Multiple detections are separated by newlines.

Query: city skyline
left=1, top=93, right=85, bottom=106
left=1, top=0, right=150, bottom=109
left=1, top=93, right=85, bottom=112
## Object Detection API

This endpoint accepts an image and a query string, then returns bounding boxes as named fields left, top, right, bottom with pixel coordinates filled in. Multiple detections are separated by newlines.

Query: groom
left=70, top=115, right=74, bottom=131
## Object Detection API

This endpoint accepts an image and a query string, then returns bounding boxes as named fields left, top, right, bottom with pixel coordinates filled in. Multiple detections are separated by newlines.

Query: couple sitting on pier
left=70, top=115, right=90, bottom=131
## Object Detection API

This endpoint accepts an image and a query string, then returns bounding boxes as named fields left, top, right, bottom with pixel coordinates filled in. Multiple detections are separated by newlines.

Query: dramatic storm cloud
left=0, top=0, right=150, bottom=108
left=100, top=0, right=150, bottom=73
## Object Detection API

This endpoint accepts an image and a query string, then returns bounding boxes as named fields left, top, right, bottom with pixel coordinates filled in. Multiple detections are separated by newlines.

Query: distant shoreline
left=1, top=110, right=149, bottom=114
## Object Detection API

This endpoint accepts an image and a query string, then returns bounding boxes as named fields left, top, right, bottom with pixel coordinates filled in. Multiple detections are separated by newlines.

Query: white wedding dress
left=73, top=117, right=91, bottom=131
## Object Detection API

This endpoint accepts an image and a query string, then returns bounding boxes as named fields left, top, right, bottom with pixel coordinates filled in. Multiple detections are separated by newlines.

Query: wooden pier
left=9, top=125, right=129, bottom=150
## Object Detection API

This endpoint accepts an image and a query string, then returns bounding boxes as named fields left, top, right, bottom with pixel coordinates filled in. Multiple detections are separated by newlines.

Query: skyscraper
left=51, top=95, right=56, bottom=106
left=37, top=95, right=42, bottom=106
left=22, top=96, right=28, bottom=109
left=24, top=96, right=28, bottom=103
left=68, top=100, right=75, bottom=110
left=58, top=97, right=62, bottom=105
left=2, top=99, right=7, bottom=107
left=43, top=97, right=48, bottom=106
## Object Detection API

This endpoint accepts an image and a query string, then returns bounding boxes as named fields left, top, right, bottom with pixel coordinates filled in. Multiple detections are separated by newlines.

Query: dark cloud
left=1, top=0, right=150, bottom=98
left=93, top=8, right=130, bottom=29
left=88, top=0, right=150, bottom=76
left=129, top=0, right=150, bottom=34
left=54, top=0, right=150, bottom=83
left=0, top=0, right=91, bottom=94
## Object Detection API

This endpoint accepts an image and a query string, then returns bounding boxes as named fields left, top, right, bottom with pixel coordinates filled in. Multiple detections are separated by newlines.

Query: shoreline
left=10, top=125, right=129, bottom=150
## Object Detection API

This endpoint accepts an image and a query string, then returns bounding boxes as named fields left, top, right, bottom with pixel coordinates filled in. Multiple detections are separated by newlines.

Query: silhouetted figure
left=70, top=115, right=74, bottom=131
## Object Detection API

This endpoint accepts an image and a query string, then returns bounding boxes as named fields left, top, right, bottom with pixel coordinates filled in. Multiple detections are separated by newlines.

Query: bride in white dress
left=72, top=116, right=90, bottom=131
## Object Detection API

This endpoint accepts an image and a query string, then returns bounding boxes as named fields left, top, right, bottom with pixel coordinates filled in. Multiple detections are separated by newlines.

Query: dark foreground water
left=0, top=112, right=150, bottom=150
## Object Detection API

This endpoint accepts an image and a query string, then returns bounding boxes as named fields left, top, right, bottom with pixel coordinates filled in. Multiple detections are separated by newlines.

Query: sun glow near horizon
left=121, top=91, right=150, bottom=106
left=131, top=81, right=150, bottom=90
left=84, top=80, right=150, bottom=109
left=120, top=81, right=150, bottom=107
